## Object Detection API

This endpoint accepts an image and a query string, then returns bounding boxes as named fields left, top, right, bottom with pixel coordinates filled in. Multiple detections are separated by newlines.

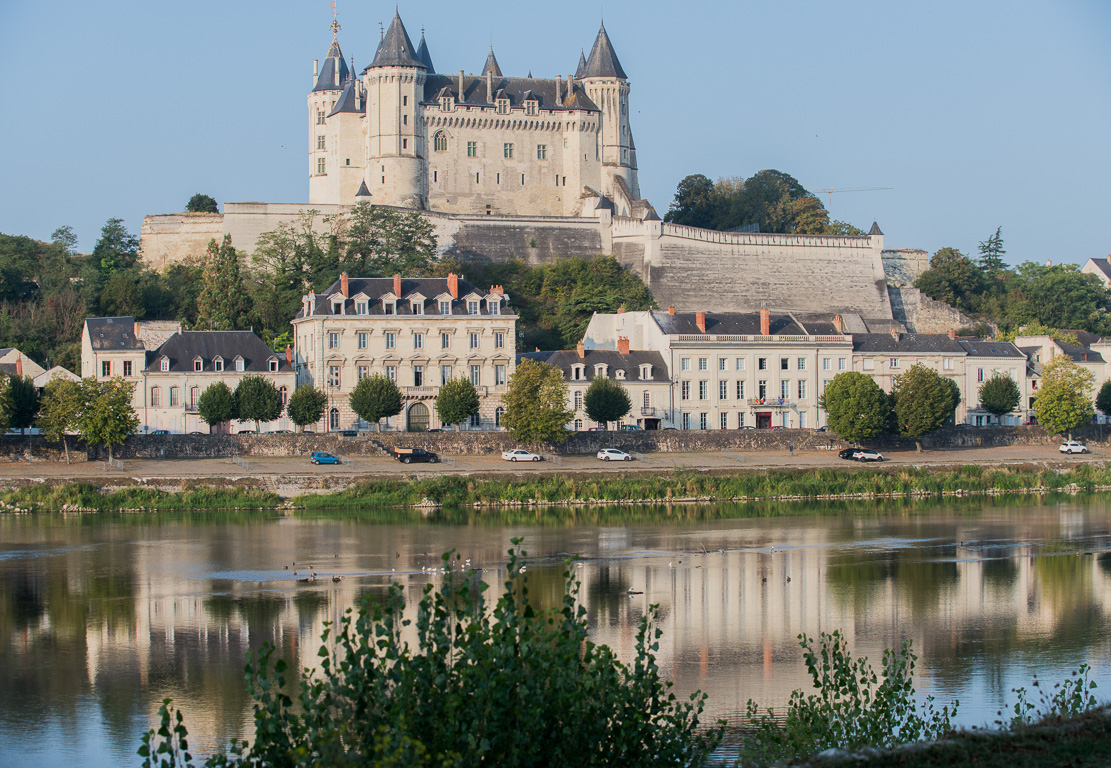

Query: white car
left=1060, top=440, right=1089, bottom=454
left=502, top=448, right=541, bottom=462
left=853, top=449, right=884, bottom=462
left=597, top=448, right=634, bottom=461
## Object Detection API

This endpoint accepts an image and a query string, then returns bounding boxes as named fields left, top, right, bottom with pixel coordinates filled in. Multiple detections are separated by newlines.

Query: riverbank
left=3, top=462, right=1111, bottom=513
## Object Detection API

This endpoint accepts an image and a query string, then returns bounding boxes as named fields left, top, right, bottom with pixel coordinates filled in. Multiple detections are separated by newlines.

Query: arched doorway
left=407, top=402, right=430, bottom=432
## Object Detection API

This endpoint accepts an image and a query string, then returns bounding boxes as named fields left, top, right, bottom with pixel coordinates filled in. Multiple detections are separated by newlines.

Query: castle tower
left=364, top=11, right=427, bottom=209
left=308, top=10, right=350, bottom=203
left=579, top=24, right=640, bottom=205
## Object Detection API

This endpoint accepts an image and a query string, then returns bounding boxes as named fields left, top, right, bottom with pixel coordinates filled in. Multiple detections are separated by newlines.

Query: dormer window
left=412, top=301, right=424, bottom=315
left=193, top=358, right=203, bottom=372
left=488, top=299, right=500, bottom=315
left=467, top=300, right=479, bottom=315
left=384, top=301, right=395, bottom=315
left=440, top=97, right=453, bottom=112
left=496, top=99, right=509, bottom=114
left=525, top=100, right=537, bottom=116
left=439, top=300, right=451, bottom=315
left=268, top=358, right=279, bottom=372
left=615, top=369, right=626, bottom=380
left=356, top=301, right=367, bottom=315
left=594, top=364, right=608, bottom=378
left=332, top=300, right=344, bottom=315
left=214, top=357, right=225, bottom=372
left=639, top=364, right=653, bottom=380
left=235, top=357, right=245, bottom=372
left=160, top=358, right=170, bottom=372
left=571, top=364, right=585, bottom=381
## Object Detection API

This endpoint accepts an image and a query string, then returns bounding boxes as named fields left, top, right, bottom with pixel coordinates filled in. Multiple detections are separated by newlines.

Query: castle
left=308, top=11, right=644, bottom=218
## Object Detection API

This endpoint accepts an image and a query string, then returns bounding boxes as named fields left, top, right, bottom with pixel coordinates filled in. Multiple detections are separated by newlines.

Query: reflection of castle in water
left=6, top=509, right=1111, bottom=758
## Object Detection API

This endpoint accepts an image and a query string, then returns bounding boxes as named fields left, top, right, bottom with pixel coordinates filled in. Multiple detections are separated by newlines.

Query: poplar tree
left=196, top=235, right=251, bottom=330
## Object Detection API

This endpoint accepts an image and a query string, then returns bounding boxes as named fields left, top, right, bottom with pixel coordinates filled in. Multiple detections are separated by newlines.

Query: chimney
left=285, top=345, right=292, bottom=365
left=832, top=314, right=845, bottom=333
left=393, top=274, right=402, bottom=297
left=486, top=70, right=493, bottom=103
left=696, top=312, right=706, bottom=333
left=134, top=320, right=142, bottom=340
left=577, top=339, right=585, bottom=359
left=313, top=59, right=319, bottom=84
left=340, top=272, right=350, bottom=298
left=667, top=306, right=675, bottom=315
left=760, top=306, right=770, bottom=336
left=334, top=57, right=340, bottom=88
left=447, top=272, right=459, bottom=299
left=15, top=354, right=22, bottom=377
left=1083, top=352, right=1088, bottom=361
left=557, top=75, right=563, bottom=103
left=617, top=336, right=630, bottom=354
left=616, top=307, right=625, bottom=314
left=490, top=284, right=504, bottom=296
left=890, top=328, right=900, bottom=343
left=948, top=329, right=956, bottom=340
left=458, top=70, right=465, bottom=101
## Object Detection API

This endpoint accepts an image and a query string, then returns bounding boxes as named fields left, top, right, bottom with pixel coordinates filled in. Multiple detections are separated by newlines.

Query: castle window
left=467, top=141, right=478, bottom=157
left=403, top=96, right=408, bottom=106
left=434, top=132, right=448, bottom=152
left=402, top=139, right=408, bottom=149
left=403, top=114, right=408, bottom=125
left=316, top=110, right=325, bottom=125
left=496, top=99, right=509, bottom=114
left=440, top=97, right=452, bottom=111
left=317, top=135, right=325, bottom=150
left=525, top=101, right=537, bottom=115
left=537, top=144, right=547, bottom=160
left=503, top=143, right=514, bottom=159
left=317, top=157, right=326, bottom=175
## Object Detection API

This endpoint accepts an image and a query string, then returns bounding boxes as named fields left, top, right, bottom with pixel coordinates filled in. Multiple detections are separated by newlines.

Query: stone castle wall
left=889, top=285, right=976, bottom=334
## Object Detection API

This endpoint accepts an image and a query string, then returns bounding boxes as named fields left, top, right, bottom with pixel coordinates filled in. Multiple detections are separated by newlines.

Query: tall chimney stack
left=340, top=272, right=350, bottom=298
left=15, top=354, right=22, bottom=377
left=948, top=329, right=956, bottom=340
left=667, top=306, right=676, bottom=315
left=448, top=272, right=459, bottom=299
left=577, top=339, right=585, bottom=359
left=486, top=70, right=493, bottom=103
left=458, top=70, right=465, bottom=100
left=696, top=312, right=706, bottom=333
left=556, top=75, right=563, bottom=103
left=285, top=345, right=292, bottom=365
left=393, top=274, right=402, bottom=297
left=617, top=336, right=630, bottom=354
left=760, top=306, right=770, bottom=336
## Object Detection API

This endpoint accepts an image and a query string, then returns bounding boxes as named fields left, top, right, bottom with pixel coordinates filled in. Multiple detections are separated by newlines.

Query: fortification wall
left=139, top=213, right=224, bottom=270
left=889, top=285, right=975, bottom=334
left=882, top=248, right=930, bottom=287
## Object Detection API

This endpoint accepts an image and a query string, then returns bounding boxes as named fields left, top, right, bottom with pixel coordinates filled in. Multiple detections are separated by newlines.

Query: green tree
left=234, top=375, right=282, bottom=431
left=340, top=203, right=437, bottom=277
left=978, top=374, right=1021, bottom=420
left=196, top=381, right=237, bottom=430
left=913, top=247, right=984, bottom=312
left=1096, top=380, right=1111, bottom=420
left=1033, top=355, right=1095, bottom=437
left=185, top=194, right=219, bottom=214
left=1014, top=262, right=1110, bottom=333
left=583, top=375, right=631, bottom=429
left=196, top=235, right=251, bottom=330
left=663, top=173, right=717, bottom=228
left=349, top=373, right=402, bottom=432
left=977, top=226, right=1006, bottom=274
left=92, top=217, right=139, bottom=275
left=36, top=377, right=82, bottom=463
left=783, top=195, right=830, bottom=234
left=248, top=211, right=330, bottom=335
left=435, top=377, right=480, bottom=431
left=891, top=364, right=960, bottom=451
left=0, top=374, right=39, bottom=431
left=818, top=372, right=889, bottom=443
left=139, top=545, right=724, bottom=767
left=286, top=385, right=328, bottom=431
left=77, top=377, right=139, bottom=462
left=98, top=269, right=144, bottom=317
left=825, top=220, right=866, bottom=236
left=502, top=359, right=573, bottom=443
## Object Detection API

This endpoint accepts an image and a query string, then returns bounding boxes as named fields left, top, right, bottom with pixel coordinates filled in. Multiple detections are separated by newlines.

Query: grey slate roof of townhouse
left=517, top=349, right=670, bottom=382
left=368, top=12, right=424, bottom=69
left=423, top=74, right=598, bottom=111
left=0, top=348, right=12, bottom=358
left=0, top=363, right=20, bottom=376
left=86, top=317, right=145, bottom=351
left=956, top=339, right=1026, bottom=358
left=1055, top=339, right=1105, bottom=364
left=851, top=333, right=965, bottom=354
left=650, top=310, right=848, bottom=338
left=148, top=332, right=290, bottom=374
left=301, top=276, right=511, bottom=318
left=1063, top=329, right=1102, bottom=347
left=581, top=24, right=626, bottom=79
left=313, top=39, right=350, bottom=91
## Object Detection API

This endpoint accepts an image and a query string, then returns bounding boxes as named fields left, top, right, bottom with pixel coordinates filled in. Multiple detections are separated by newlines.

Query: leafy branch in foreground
left=1002, top=663, right=1100, bottom=729
left=741, top=630, right=958, bottom=765
left=140, top=542, right=724, bottom=767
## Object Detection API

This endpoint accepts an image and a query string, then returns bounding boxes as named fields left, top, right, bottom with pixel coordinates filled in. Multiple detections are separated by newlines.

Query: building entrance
left=407, top=402, right=430, bottom=432
left=756, top=412, right=772, bottom=429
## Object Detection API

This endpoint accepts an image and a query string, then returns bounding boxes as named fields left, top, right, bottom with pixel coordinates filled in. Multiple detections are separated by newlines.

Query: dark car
left=339, top=429, right=358, bottom=437
left=151, top=429, right=169, bottom=435
left=392, top=447, right=439, bottom=464
left=838, top=448, right=858, bottom=461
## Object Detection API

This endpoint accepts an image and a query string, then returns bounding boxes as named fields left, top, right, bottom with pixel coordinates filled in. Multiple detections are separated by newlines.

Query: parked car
left=838, top=448, right=858, bottom=461
left=587, top=427, right=606, bottom=432
left=151, top=429, right=169, bottom=435
left=310, top=451, right=340, bottom=465
left=502, top=448, right=541, bottom=462
left=392, top=447, right=439, bottom=464
left=618, top=424, right=642, bottom=431
left=598, top=448, right=634, bottom=461
left=1060, top=440, right=1089, bottom=454
left=338, top=429, right=358, bottom=437
left=815, top=426, right=827, bottom=433
left=853, top=449, right=884, bottom=462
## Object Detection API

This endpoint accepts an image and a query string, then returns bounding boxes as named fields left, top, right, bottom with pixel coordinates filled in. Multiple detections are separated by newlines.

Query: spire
left=868, top=221, right=884, bottom=236
left=416, top=29, right=436, bottom=73
left=312, top=9, right=349, bottom=91
left=575, top=50, right=587, bottom=78
left=369, top=11, right=424, bottom=69
left=481, top=45, right=502, bottom=78
left=582, top=23, right=626, bottom=79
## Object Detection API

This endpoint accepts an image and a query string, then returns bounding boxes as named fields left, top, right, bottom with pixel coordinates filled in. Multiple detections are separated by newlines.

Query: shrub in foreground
left=140, top=543, right=724, bottom=767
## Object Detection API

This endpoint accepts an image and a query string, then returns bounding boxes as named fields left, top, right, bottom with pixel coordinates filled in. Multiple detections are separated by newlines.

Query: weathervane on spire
left=330, top=1, right=341, bottom=41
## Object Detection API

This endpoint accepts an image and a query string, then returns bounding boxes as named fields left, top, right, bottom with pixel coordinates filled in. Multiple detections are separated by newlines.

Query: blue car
left=310, top=451, right=340, bottom=465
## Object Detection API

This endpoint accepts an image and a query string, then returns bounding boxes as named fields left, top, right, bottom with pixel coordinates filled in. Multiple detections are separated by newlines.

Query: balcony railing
left=641, top=406, right=656, bottom=416
left=747, top=398, right=791, bottom=408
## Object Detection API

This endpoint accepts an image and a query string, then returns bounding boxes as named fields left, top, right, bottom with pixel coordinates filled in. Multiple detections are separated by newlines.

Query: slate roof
left=0, top=348, right=13, bottom=358
left=481, top=47, right=502, bottom=77
left=0, top=363, right=20, bottom=376
left=300, top=276, right=512, bottom=318
left=852, top=333, right=965, bottom=354
left=86, top=317, right=144, bottom=351
left=575, top=51, right=587, bottom=78
left=148, top=332, right=290, bottom=374
left=355, top=180, right=372, bottom=198
left=1086, top=258, right=1111, bottom=280
left=368, top=12, right=424, bottom=69
left=327, top=76, right=360, bottom=116
left=1063, top=329, right=1102, bottom=347
left=313, top=39, right=350, bottom=91
left=517, top=349, right=670, bottom=382
left=1055, top=339, right=1105, bottom=364
left=650, top=310, right=847, bottom=338
left=423, top=74, right=598, bottom=112
left=581, top=23, right=626, bottom=79
left=416, top=33, right=435, bottom=73
left=868, top=221, right=883, bottom=236
left=955, top=339, right=1026, bottom=358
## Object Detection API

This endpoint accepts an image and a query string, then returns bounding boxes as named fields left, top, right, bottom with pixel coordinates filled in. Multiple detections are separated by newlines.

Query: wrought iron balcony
left=747, top=398, right=791, bottom=408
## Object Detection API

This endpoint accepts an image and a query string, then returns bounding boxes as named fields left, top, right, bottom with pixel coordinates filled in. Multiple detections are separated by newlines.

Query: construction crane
left=813, top=186, right=893, bottom=206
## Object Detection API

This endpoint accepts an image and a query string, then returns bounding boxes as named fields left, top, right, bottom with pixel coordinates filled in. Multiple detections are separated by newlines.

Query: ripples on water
left=1, top=494, right=1109, bottom=767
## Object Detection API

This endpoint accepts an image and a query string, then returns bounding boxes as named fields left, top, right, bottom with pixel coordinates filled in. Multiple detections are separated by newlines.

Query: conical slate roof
left=575, top=50, right=587, bottom=78
left=313, top=38, right=350, bottom=91
left=355, top=181, right=372, bottom=198
left=868, top=221, right=883, bottom=236
left=582, top=23, right=626, bottom=79
left=416, top=32, right=435, bottom=73
left=481, top=46, right=502, bottom=77
left=369, top=12, right=424, bottom=69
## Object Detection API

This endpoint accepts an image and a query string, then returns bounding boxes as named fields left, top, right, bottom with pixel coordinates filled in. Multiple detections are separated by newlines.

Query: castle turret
left=364, top=11, right=427, bottom=209
left=308, top=10, right=355, bottom=203
left=481, top=46, right=502, bottom=78
left=415, top=30, right=436, bottom=74
left=579, top=24, right=639, bottom=202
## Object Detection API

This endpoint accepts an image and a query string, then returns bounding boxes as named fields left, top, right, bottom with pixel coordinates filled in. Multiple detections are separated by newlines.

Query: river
left=1, top=495, right=1110, bottom=766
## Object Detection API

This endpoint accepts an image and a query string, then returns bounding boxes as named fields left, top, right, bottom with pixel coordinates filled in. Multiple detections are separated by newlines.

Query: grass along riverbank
left=2, top=463, right=1111, bottom=513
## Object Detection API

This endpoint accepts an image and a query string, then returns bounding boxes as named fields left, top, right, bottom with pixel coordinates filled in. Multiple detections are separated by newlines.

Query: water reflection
left=0, top=497, right=1109, bottom=767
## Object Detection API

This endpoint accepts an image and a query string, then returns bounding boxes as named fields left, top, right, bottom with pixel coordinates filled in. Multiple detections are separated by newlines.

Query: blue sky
left=1, top=0, right=1108, bottom=267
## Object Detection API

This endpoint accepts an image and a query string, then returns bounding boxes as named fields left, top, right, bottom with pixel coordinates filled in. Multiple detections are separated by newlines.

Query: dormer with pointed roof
left=581, top=23, right=626, bottom=79
left=482, top=46, right=503, bottom=78
left=369, top=11, right=425, bottom=69
left=416, top=31, right=436, bottom=73
left=575, top=50, right=587, bottom=79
